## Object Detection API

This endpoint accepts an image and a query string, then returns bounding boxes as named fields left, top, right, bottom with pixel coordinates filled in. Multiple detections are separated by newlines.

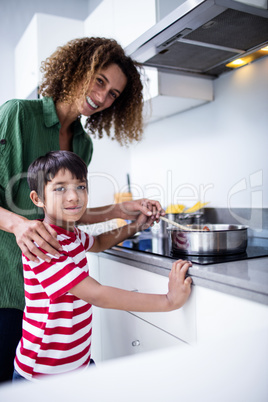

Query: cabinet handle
left=132, top=340, right=140, bottom=347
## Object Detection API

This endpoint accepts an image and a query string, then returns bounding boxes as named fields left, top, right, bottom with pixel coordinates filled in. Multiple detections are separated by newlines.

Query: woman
left=0, top=37, right=163, bottom=383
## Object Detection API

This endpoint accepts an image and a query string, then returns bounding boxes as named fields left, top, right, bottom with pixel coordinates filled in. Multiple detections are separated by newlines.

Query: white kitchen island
left=87, top=246, right=268, bottom=364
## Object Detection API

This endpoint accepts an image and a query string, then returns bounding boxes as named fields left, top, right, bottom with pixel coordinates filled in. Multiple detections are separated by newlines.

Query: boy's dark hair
left=27, top=151, right=88, bottom=200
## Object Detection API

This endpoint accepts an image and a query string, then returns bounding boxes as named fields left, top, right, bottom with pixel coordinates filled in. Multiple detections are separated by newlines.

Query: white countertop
left=101, top=247, right=268, bottom=305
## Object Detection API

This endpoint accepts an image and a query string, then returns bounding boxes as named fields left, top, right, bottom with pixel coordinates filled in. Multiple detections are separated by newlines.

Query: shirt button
left=0, top=139, right=6, bottom=145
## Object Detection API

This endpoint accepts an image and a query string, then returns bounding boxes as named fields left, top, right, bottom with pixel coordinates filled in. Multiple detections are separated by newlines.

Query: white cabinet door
left=84, top=0, right=156, bottom=48
left=195, top=285, right=268, bottom=343
left=100, top=309, right=186, bottom=361
left=87, top=253, right=192, bottom=362
left=87, top=253, right=100, bottom=282
left=87, top=253, right=268, bottom=365
left=98, top=256, right=196, bottom=344
left=87, top=253, right=102, bottom=362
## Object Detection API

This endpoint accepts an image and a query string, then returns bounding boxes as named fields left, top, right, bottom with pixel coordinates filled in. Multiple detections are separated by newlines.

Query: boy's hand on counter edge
left=119, top=198, right=165, bottom=223
left=167, top=260, right=192, bottom=310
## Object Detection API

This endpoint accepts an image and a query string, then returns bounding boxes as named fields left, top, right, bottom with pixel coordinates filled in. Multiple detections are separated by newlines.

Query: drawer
left=98, top=257, right=196, bottom=344
left=100, top=309, right=187, bottom=361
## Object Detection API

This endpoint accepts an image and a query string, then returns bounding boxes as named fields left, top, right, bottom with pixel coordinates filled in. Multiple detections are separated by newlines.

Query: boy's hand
left=166, top=260, right=192, bottom=310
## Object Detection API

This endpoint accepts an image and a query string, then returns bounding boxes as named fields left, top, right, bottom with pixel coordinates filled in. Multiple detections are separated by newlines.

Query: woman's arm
left=89, top=211, right=154, bottom=253
left=78, top=198, right=165, bottom=225
left=0, top=198, right=162, bottom=262
left=69, top=260, right=192, bottom=312
left=0, top=100, right=62, bottom=262
left=0, top=207, right=61, bottom=262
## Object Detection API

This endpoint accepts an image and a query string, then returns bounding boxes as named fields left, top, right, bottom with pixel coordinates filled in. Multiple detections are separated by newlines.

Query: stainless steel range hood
left=125, top=0, right=268, bottom=79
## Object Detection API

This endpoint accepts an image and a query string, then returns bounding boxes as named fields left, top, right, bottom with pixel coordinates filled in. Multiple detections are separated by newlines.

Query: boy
left=14, top=150, right=192, bottom=381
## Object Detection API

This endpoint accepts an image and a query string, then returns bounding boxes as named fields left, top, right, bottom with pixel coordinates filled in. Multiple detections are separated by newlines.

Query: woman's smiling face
left=77, top=63, right=127, bottom=117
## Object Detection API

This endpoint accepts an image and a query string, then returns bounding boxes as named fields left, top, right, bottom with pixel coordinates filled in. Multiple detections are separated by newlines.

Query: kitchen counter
left=100, top=242, right=268, bottom=305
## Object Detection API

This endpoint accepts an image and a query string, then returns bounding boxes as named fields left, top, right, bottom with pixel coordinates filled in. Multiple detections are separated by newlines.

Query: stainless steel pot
left=167, top=224, right=248, bottom=255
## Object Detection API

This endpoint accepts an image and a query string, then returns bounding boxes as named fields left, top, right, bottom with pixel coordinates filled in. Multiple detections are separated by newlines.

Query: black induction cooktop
left=118, top=231, right=268, bottom=265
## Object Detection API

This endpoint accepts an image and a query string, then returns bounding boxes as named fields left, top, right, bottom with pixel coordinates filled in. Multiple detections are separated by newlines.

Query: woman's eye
left=96, top=77, right=103, bottom=85
left=110, top=92, right=117, bottom=99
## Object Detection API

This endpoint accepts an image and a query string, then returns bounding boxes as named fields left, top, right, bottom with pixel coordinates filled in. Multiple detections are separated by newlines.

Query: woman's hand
left=78, top=199, right=165, bottom=226
left=166, top=260, right=192, bottom=310
left=134, top=212, right=155, bottom=232
left=13, top=218, right=62, bottom=262
left=118, top=198, right=165, bottom=222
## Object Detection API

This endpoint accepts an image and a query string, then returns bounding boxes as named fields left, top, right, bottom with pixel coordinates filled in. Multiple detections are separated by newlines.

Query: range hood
left=125, top=0, right=268, bottom=79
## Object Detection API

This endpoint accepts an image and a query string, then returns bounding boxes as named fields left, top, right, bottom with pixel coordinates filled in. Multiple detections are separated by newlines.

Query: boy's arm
left=89, top=213, right=154, bottom=253
left=69, top=260, right=192, bottom=312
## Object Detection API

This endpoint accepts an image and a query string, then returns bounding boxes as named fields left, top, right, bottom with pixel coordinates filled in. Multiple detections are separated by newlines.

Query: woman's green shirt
left=0, top=97, right=93, bottom=310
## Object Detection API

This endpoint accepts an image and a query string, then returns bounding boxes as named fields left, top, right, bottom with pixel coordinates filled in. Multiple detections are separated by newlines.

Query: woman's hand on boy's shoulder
left=13, top=218, right=62, bottom=263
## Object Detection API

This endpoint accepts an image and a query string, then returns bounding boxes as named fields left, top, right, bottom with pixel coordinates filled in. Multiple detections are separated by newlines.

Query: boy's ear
left=30, top=191, right=44, bottom=208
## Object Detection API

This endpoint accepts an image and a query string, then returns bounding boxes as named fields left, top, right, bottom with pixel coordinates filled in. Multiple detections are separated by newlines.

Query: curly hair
left=39, top=37, right=144, bottom=146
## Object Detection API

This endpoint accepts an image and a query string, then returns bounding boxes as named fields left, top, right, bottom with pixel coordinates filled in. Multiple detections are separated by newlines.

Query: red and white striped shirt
left=15, top=224, right=95, bottom=381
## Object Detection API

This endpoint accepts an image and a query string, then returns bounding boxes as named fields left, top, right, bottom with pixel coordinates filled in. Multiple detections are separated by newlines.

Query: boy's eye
left=78, top=185, right=86, bottom=190
left=55, top=187, right=65, bottom=192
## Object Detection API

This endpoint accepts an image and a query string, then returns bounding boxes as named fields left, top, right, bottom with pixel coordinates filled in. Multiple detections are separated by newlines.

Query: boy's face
left=38, top=168, right=88, bottom=231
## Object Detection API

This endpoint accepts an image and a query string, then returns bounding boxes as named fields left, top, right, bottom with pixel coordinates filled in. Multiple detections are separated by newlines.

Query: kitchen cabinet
left=84, top=0, right=156, bottom=48
left=87, top=249, right=268, bottom=364
left=97, top=256, right=196, bottom=343
left=195, top=285, right=268, bottom=343
left=88, top=253, right=102, bottom=363
left=15, top=13, right=84, bottom=99
left=142, top=67, right=213, bottom=123
left=87, top=253, right=195, bottom=362
left=100, top=309, right=186, bottom=361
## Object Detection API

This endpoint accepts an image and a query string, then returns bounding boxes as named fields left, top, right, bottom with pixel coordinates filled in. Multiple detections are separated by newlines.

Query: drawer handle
left=132, top=340, right=140, bottom=347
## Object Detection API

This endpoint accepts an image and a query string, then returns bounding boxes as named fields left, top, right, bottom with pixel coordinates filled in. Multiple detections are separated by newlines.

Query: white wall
left=129, top=57, right=268, bottom=211
left=86, top=135, right=131, bottom=207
